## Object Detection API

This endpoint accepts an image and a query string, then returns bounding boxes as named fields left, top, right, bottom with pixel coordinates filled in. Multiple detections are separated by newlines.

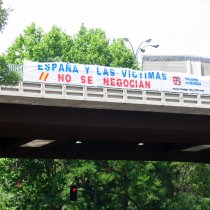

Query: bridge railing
left=0, top=81, right=210, bottom=110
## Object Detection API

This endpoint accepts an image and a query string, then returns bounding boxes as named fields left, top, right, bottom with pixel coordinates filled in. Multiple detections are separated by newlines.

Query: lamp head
left=123, top=37, right=129, bottom=42
left=140, top=48, right=146, bottom=53
left=145, top=39, right=152, bottom=43
left=152, top=45, right=159, bottom=48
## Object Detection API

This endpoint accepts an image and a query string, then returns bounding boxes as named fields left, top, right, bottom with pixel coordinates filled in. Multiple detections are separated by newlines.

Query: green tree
left=69, top=24, right=112, bottom=66
left=0, top=0, right=12, bottom=33
left=0, top=1, right=21, bottom=85
left=109, top=39, right=134, bottom=68
left=0, top=55, right=22, bottom=85
left=6, top=22, right=44, bottom=64
left=0, top=158, right=71, bottom=210
left=5, top=22, right=134, bottom=67
left=38, top=25, right=73, bottom=62
left=65, top=161, right=168, bottom=210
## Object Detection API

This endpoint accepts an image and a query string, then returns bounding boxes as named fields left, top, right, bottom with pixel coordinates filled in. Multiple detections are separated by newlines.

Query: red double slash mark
left=39, top=72, right=49, bottom=81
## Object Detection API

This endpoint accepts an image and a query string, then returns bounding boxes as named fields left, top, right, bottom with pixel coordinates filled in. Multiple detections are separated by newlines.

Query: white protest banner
left=23, top=60, right=210, bottom=94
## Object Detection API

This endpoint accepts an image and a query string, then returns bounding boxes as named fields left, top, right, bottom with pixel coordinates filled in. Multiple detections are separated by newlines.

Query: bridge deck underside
left=0, top=103, right=210, bottom=163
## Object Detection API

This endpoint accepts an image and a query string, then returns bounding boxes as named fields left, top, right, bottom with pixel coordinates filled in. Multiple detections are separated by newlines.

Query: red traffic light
left=70, top=185, right=78, bottom=201
left=72, top=187, right=77, bottom=192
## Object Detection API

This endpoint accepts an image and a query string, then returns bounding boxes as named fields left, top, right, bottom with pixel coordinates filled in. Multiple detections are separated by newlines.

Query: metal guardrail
left=0, top=82, right=210, bottom=114
left=8, top=64, right=23, bottom=72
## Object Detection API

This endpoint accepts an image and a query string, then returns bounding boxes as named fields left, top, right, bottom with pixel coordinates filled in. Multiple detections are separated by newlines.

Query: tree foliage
left=0, top=159, right=210, bottom=210
left=5, top=23, right=133, bottom=69
left=0, top=0, right=12, bottom=33
left=0, top=1, right=21, bottom=85
left=0, top=55, right=22, bottom=85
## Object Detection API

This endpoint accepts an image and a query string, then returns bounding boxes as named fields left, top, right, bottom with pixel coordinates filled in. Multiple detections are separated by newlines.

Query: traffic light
left=70, top=185, right=78, bottom=201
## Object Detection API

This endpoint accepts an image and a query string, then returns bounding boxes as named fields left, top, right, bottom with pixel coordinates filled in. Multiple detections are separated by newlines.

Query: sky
left=1, top=0, right=210, bottom=57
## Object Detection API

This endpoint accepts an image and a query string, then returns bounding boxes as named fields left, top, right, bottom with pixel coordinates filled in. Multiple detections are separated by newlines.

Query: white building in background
left=142, top=55, right=210, bottom=76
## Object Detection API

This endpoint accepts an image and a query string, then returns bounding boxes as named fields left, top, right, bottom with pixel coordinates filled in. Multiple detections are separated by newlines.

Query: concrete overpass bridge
left=1, top=78, right=210, bottom=163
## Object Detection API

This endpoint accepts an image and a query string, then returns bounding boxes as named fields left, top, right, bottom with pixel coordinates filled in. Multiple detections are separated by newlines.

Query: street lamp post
left=123, top=38, right=159, bottom=69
